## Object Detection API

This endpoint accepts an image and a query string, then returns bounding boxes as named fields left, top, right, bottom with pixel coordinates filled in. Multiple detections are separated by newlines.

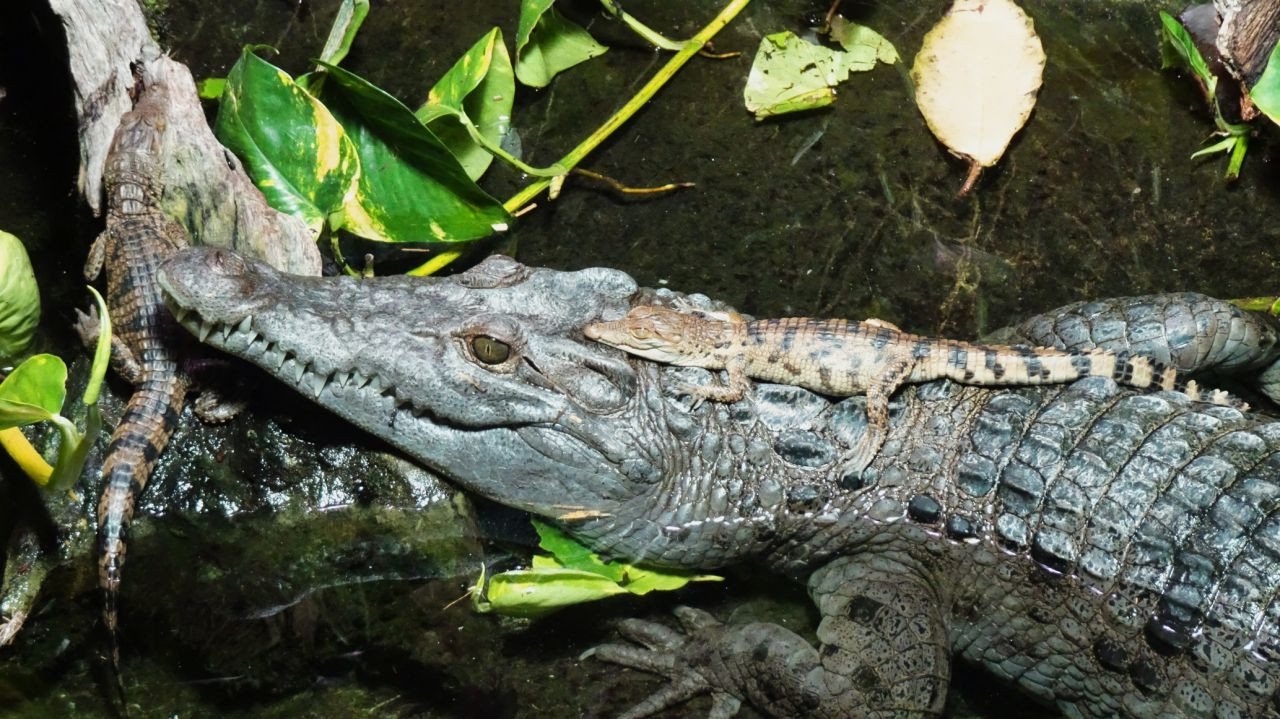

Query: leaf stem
left=459, top=117, right=565, bottom=177
left=0, top=428, right=51, bottom=485
left=599, top=0, right=687, bottom=52
left=503, top=0, right=750, bottom=215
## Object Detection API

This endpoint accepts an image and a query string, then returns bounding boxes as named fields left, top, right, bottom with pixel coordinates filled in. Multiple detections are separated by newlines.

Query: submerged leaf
left=416, top=28, right=517, bottom=180
left=829, top=16, right=899, bottom=66
left=911, top=0, right=1045, bottom=193
left=515, top=0, right=608, bottom=88
left=214, top=48, right=359, bottom=236
left=0, top=231, right=39, bottom=360
left=744, top=32, right=855, bottom=119
left=318, top=63, right=511, bottom=249
left=0, top=354, right=66, bottom=431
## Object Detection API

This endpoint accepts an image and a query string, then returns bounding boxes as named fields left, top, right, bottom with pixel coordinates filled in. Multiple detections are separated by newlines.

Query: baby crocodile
left=77, top=78, right=192, bottom=706
left=584, top=304, right=1242, bottom=472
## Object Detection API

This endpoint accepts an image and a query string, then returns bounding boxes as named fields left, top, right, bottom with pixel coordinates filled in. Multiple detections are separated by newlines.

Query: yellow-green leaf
left=318, top=62, right=511, bottom=252
left=416, top=28, right=517, bottom=180
left=214, top=47, right=360, bottom=237
left=911, top=0, right=1045, bottom=191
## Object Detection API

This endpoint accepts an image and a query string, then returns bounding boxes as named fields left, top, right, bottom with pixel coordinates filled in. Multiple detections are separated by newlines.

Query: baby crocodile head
left=584, top=305, right=741, bottom=367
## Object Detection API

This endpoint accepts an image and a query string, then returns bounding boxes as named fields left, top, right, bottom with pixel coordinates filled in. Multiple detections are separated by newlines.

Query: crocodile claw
left=590, top=607, right=742, bottom=719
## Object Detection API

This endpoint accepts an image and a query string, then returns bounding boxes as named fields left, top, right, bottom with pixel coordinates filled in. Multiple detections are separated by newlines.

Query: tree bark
left=47, top=0, right=321, bottom=276
left=1215, top=0, right=1280, bottom=88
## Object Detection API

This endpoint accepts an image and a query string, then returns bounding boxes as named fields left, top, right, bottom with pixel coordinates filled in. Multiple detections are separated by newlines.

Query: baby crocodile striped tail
left=912, top=338, right=1247, bottom=409
left=585, top=305, right=1248, bottom=476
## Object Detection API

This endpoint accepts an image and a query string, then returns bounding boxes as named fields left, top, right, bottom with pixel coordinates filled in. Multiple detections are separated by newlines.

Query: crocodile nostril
left=209, top=249, right=247, bottom=275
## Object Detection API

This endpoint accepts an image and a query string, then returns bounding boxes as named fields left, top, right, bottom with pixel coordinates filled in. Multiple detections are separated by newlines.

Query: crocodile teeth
left=173, top=307, right=190, bottom=323
left=351, top=371, right=368, bottom=389
left=197, top=319, right=215, bottom=343
left=332, top=371, right=350, bottom=388
left=309, top=372, right=328, bottom=398
left=237, top=316, right=253, bottom=334
left=261, top=344, right=283, bottom=368
left=281, top=357, right=301, bottom=382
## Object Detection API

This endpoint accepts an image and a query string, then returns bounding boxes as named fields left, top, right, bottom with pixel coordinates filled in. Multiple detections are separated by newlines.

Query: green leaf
left=1159, top=12, right=1215, bottom=91
left=214, top=47, right=360, bottom=237
left=1249, top=40, right=1280, bottom=124
left=829, top=17, right=898, bottom=66
left=197, top=77, right=226, bottom=101
left=317, top=62, right=511, bottom=248
left=82, top=286, right=111, bottom=407
left=1189, top=135, right=1238, bottom=159
left=416, top=28, right=516, bottom=180
left=534, top=519, right=626, bottom=582
left=515, top=0, right=608, bottom=88
left=316, top=0, right=369, bottom=68
left=0, top=230, right=39, bottom=360
left=470, top=520, right=722, bottom=616
left=473, top=566, right=628, bottom=617
left=0, top=354, right=66, bottom=431
left=744, top=32, right=863, bottom=119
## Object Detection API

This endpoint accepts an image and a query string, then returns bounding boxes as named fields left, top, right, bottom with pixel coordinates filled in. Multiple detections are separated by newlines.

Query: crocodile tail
left=96, top=374, right=186, bottom=707
left=935, top=342, right=1248, bottom=409
left=1104, top=351, right=1249, bottom=410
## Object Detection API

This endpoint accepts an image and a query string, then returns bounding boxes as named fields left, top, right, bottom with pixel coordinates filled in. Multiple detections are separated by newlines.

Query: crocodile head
left=157, top=248, right=782, bottom=567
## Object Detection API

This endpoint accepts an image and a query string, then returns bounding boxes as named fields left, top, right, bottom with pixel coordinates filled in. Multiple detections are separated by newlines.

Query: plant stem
left=411, top=0, right=749, bottom=278
left=503, top=0, right=750, bottom=215
left=461, top=118, right=564, bottom=178
left=1226, top=134, right=1248, bottom=180
left=599, top=0, right=686, bottom=51
left=0, top=428, right=51, bottom=485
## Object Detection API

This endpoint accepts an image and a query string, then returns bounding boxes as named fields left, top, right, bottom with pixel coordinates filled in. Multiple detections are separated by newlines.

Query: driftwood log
left=1215, top=0, right=1280, bottom=89
left=1, top=0, right=324, bottom=648
left=47, top=0, right=321, bottom=276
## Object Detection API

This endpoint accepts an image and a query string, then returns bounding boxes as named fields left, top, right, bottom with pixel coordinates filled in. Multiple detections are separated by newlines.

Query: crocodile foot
left=590, top=606, right=744, bottom=719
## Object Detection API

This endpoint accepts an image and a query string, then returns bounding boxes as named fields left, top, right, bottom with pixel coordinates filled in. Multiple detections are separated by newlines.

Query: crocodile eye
left=629, top=327, right=653, bottom=340
left=471, top=335, right=511, bottom=364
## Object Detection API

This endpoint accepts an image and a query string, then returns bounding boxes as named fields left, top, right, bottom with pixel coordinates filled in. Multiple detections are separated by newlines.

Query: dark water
left=0, top=0, right=1276, bottom=716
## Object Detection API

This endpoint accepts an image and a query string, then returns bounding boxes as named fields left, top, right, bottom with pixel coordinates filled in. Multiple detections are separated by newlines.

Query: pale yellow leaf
left=911, top=0, right=1045, bottom=175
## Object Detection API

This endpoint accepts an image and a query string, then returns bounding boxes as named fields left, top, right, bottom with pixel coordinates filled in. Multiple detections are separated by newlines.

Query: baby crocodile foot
left=591, top=606, right=744, bottom=719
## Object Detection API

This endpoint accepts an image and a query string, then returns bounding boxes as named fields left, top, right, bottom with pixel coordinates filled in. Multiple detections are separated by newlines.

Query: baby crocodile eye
left=630, top=327, right=653, bottom=340
left=471, top=335, right=511, bottom=364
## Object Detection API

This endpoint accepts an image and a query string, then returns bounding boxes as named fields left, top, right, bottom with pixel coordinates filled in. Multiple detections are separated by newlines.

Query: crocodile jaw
left=157, top=247, right=652, bottom=520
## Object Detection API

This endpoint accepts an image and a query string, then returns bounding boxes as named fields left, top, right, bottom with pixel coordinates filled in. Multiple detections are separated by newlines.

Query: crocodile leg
left=840, top=354, right=914, bottom=476
left=594, top=553, right=949, bottom=718
left=72, top=305, right=143, bottom=385
left=680, top=354, right=752, bottom=406
left=84, top=231, right=106, bottom=281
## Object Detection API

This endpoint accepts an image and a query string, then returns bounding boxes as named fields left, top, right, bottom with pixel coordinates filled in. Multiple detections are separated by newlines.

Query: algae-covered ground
left=0, top=0, right=1275, bottom=716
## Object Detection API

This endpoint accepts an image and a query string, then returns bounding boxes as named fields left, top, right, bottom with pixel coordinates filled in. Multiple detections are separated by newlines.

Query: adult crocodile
left=156, top=246, right=1280, bottom=719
